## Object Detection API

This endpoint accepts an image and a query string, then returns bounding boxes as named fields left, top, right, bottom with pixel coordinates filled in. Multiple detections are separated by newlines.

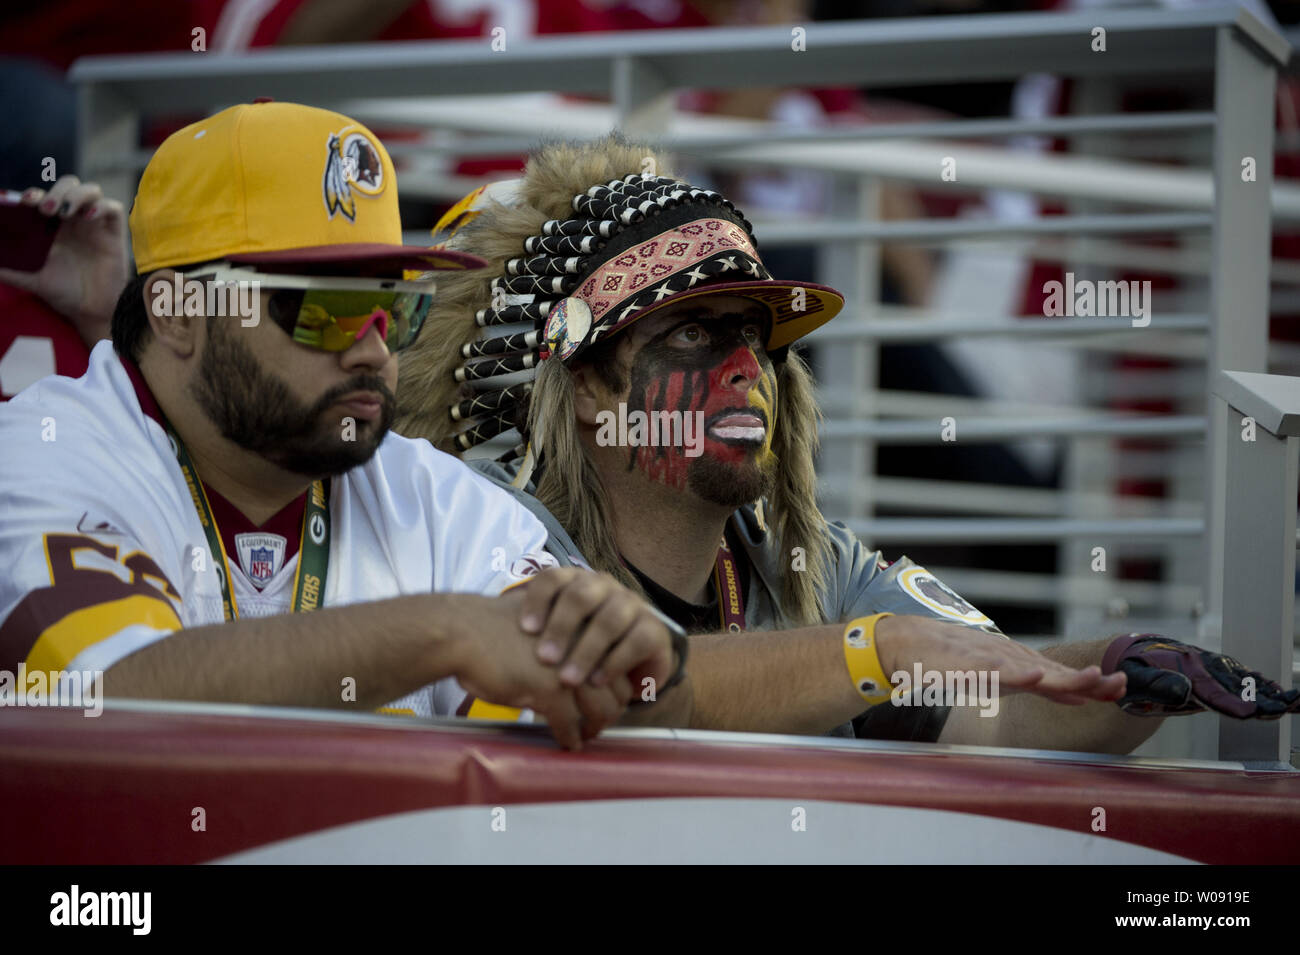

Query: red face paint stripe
left=713, top=345, right=761, bottom=390
left=661, top=370, right=688, bottom=424
left=643, top=376, right=667, bottom=465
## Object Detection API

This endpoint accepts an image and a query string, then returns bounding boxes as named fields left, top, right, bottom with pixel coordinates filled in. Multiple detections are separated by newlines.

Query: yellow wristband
left=842, top=613, right=895, bottom=705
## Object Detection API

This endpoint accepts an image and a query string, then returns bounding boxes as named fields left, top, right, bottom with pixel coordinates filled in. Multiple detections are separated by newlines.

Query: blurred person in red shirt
left=0, top=177, right=128, bottom=399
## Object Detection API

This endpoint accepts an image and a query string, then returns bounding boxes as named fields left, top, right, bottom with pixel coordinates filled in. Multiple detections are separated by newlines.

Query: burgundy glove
left=1102, top=633, right=1300, bottom=718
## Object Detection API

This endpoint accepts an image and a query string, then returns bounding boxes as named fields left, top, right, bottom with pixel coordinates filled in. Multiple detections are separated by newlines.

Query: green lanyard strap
left=166, top=422, right=329, bottom=620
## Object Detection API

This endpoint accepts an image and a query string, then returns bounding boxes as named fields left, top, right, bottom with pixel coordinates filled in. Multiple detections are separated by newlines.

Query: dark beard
left=687, top=450, right=777, bottom=508
left=189, top=322, right=394, bottom=478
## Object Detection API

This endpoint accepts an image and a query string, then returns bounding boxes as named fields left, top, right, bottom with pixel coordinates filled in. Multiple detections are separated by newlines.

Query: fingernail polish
left=560, top=664, right=581, bottom=685
left=520, top=614, right=541, bottom=632
left=40, top=200, right=55, bottom=213
left=537, top=642, right=560, bottom=663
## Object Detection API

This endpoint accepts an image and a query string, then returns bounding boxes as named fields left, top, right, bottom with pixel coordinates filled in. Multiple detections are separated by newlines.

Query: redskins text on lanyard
left=714, top=538, right=745, bottom=632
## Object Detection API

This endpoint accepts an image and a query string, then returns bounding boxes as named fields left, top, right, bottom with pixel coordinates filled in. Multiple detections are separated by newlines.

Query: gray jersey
left=469, top=458, right=1001, bottom=742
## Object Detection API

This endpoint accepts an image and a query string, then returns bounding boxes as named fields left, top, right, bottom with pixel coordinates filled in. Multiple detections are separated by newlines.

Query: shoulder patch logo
left=323, top=126, right=385, bottom=222
left=898, top=565, right=992, bottom=626
left=507, top=552, right=559, bottom=582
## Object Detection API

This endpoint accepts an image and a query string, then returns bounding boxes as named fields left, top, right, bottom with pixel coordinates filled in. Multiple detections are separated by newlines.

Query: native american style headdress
left=395, top=136, right=844, bottom=625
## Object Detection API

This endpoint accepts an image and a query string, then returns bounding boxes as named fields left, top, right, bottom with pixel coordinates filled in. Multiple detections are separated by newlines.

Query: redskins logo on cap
left=322, top=125, right=385, bottom=222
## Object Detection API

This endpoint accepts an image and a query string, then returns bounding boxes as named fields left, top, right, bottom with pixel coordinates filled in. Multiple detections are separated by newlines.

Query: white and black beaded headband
left=449, top=172, right=770, bottom=452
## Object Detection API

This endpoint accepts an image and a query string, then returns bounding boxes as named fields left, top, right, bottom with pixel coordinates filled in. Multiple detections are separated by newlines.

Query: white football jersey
left=0, top=341, right=556, bottom=718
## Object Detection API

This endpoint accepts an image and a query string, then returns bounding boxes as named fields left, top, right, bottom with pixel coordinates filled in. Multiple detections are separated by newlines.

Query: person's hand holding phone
left=0, top=176, right=128, bottom=347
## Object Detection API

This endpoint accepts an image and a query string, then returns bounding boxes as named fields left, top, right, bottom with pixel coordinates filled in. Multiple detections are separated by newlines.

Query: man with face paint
left=396, top=137, right=1300, bottom=748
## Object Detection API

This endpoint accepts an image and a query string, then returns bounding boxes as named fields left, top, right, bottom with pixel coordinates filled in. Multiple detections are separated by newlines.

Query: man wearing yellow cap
left=0, top=102, right=685, bottom=750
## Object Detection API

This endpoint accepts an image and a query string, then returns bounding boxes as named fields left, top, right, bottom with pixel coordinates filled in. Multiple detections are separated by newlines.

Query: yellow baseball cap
left=129, top=99, right=485, bottom=276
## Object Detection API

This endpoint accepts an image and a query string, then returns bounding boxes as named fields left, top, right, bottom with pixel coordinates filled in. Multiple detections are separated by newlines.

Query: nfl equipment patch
left=235, top=533, right=287, bottom=590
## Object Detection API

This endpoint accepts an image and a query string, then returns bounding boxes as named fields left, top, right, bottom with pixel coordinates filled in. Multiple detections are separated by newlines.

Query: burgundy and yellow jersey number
left=0, top=534, right=182, bottom=672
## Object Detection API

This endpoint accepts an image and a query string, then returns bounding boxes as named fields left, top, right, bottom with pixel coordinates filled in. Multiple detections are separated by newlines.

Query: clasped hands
left=450, top=568, right=679, bottom=750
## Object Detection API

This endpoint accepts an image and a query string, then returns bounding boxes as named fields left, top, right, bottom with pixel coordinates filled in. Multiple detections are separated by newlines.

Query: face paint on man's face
left=622, top=312, right=779, bottom=507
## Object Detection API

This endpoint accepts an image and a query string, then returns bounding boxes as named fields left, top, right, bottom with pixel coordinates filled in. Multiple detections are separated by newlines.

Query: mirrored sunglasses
left=187, top=266, right=436, bottom=353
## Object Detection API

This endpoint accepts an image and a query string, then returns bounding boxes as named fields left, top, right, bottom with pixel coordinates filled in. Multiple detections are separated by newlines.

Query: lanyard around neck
left=165, top=422, right=329, bottom=620
left=714, top=537, right=745, bottom=633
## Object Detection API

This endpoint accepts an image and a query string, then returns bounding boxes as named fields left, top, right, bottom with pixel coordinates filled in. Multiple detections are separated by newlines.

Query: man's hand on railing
left=517, top=567, right=679, bottom=698
left=876, top=614, right=1128, bottom=706
left=452, top=569, right=682, bottom=749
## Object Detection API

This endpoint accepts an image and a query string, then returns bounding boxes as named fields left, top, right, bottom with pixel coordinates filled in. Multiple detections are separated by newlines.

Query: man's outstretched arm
left=672, top=614, right=1124, bottom=736
left=938, top=638, right=1156, bottom=753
